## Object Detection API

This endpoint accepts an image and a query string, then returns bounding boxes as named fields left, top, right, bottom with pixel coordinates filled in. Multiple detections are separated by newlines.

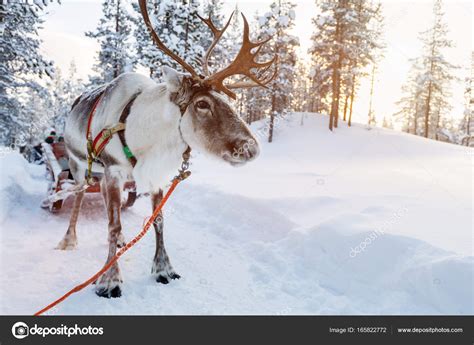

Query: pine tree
left=200, top=0, right=226, bottom=72
left=223, top=5, right=243, bottom=66
left=308, top=61, right=331, bottom=114
left=292, top=60, right=311, bottom=113
left=257, top=0, right=299, bottom=142
left=17, top=84, right=53, bottom=149
left=0, top=0, right=55, bottom=145
left=382, top=116, right=393, bottom=129
left=459, top=54, right=473, bottom=146
left=132, top=0, right=205, bottom=80
left=87, top=0, right=134, bottom=85
left=346, top=1, right=383, bottom=127
left=309, top=0, right=383, bottom=130
left=309, top=0, right=350, bottom=130
left=394, top=60, right=425, bottom=134
left=393, top=0, right=457, bottom=140
left=131, top=0, right=163, bottom=79
left=50, top=61, right=84, bottom=132
left=418, top=0, right=456, bottom=139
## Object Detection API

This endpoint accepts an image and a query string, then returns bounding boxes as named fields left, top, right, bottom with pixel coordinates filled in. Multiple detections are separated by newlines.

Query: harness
left=85, top=89, right=192, bottom=184
left=85, top=92, right=138, bottom=183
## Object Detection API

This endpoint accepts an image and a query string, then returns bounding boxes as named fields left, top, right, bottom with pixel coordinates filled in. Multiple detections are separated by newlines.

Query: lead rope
left=34, top=150, right=191, bottom=316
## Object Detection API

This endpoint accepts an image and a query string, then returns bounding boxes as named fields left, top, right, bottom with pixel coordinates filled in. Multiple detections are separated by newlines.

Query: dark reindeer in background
left=56, top=0, right=276, bottom=298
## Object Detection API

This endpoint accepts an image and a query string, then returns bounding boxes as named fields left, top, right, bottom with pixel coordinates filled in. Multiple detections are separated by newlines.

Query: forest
left=0, top=0, right=472, bottom=319
left=0, top=0, right=472, bottom=154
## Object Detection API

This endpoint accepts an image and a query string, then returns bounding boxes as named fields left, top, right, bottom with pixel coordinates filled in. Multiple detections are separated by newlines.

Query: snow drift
left=0, top=114, right=472, bottom=315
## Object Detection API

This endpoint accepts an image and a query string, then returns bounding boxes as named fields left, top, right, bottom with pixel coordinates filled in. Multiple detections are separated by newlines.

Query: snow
left=0, top=114, right=472, bottom=315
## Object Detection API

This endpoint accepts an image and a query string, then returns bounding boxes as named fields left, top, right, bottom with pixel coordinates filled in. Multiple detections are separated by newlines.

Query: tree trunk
left=424, top=81, right=432, bottom=138
left=330, top=61, right=342, bottom=130
left=343, top=94, right=349, bottom=121
left=367, top=64, right=376, bottom=126
left=347, top=76, right=356, bottom=127
left=424, top=29, right=437, bottom=139
left=329, top=6, right=344, bottom=131
left=268, top=0, right=281, bottom=141
left=414, top=106, right=418, bottom=135
left=268, top=94, right=276, bottom=143
left=435, top=108, right=441, bottom=140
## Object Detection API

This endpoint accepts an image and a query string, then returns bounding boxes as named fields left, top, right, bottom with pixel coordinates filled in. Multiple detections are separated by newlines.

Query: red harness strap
left=85, top=92, right=137, bottom=168
left=86, top=93, right=104, bottom=142
left=91, top=125, right=125, bottom=158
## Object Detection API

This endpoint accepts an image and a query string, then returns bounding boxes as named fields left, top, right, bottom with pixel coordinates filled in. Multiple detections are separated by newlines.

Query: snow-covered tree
left=292, top=60, right=311, bottom=113
left=87, top=0, right=134, bottom=85
left=309, top=0, right=350, bottom=130
left=0, top=0, right=55, bottom=145
left=131, top=0, right=161, bottom=79
left=458, top=54, right=473, bottom=146
left=308, top=61, right=331, bottom=114
left=346, top=1, right=383, bottom=127
left=418, top=0, right=457, bottom=139
left=256, top=0, right=299, bottom=142
left=199, top=0, right=227, bottom=72
left=16, top=84, right=53, bottom=149
left=222, top=5, right=243, bottom=66
left=395, top=0, right=456, bottom=140
left=394, top=60, right=425, bottom=134
left=132, top=0, right=205, bottom=80
left=309, top=0, right=383, bottom=130
left=382, top=116, right=393, bottom=129
left=50, top=61, right=85, bottom=132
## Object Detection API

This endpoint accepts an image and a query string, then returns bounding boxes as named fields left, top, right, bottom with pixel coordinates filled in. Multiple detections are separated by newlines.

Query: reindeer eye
left=196, top=100, right=210, bottom=110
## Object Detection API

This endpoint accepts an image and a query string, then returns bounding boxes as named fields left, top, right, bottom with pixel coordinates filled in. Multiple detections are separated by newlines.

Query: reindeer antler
left=204, top=14, right=277, bottom=99
left=138, top=0, right=201, bottom=81
left=197, top=11, right=234, bottom=77
left=139, top=0, right=276, bottom=99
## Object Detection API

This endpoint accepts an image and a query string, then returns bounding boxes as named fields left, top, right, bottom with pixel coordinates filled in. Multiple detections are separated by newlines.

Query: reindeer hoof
left=55, top=238, right=77, bottom=250
left=116, top=233, right=126, bottom=248
left=95, top=285, right=122, bottom=298
left=169, top=272, right=181, bottom=280
left=156, top=272, right=181, bottom=284
left=156, top=275, right=169, bottom=284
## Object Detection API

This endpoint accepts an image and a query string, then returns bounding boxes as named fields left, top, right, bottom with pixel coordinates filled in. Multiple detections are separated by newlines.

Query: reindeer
left=55, top=0, right=276, bottom=298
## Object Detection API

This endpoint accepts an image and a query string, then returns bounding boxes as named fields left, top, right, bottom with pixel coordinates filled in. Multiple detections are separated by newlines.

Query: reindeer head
left=162, top=66, right=258, bottom=165
left=139, top=0, right=277, bottom=166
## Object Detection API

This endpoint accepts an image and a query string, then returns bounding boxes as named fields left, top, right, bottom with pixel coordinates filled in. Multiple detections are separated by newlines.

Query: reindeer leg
left=100, top=177, right=126, bottom=248
left=56, top=159, right=85, bottom=250
left=151, top=189, right=180, bottom=284
left=95, top=168, right=123, bottom=298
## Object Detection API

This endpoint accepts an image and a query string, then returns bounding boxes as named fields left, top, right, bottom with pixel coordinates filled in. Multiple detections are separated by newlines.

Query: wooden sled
left=41, top=142, right=137, bottom=213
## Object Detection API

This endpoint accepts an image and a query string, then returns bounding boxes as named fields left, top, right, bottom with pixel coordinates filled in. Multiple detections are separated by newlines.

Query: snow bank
left=0, top=116, right=472, bottom=315
left=0, top=151, right=46, bottom=223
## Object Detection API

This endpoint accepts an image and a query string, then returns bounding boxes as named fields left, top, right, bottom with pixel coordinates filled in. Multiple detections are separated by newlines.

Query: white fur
left=65, top=71, right=188, bottom=193
left=65, top=67, right=258, bottom=193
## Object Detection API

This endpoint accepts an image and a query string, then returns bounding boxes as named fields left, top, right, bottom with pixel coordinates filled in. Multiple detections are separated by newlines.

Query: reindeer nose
left=231, top=138, right=260, bottom=161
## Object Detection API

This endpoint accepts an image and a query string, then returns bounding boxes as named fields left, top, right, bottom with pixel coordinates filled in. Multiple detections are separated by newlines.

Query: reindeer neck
left=122, top=83, right=189, bottom=193
left=125, top=84, right=187, bottom=158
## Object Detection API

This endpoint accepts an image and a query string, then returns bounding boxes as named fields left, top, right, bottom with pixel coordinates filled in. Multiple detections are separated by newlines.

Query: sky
left=39, top=0, right=472, bottom=125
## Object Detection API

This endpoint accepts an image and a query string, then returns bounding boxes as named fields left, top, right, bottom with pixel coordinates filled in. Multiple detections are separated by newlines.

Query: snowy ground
left=0, top=114, right=472, bottom=315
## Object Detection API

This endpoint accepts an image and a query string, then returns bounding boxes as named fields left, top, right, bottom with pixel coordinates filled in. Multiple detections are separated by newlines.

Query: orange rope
left=34, top=177, right=182, bottom=316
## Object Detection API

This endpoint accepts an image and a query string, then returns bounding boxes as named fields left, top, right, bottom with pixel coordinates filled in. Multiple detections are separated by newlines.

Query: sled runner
left=41, top=141, right=137, bottom=213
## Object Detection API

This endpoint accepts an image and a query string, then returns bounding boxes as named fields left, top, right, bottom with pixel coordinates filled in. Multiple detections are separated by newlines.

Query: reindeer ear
left=162, top=66, right=184, bottom=92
